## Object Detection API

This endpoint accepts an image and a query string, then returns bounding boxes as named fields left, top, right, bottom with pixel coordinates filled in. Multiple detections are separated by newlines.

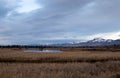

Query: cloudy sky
left=0, top=0, right=120, bottom=44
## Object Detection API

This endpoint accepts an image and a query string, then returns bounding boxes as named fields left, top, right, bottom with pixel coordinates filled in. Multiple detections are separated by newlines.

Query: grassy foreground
left=0, top=48, right=120, bottom=78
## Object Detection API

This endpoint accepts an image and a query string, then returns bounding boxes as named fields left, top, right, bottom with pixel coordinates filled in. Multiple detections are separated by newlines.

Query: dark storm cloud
left=0, top=1, right=9, bottom=18
left=21, top=0, right=93, bottom=35
left=0, top=0, right=120, bottom=44
left=37, top=0, right=92, bottom=10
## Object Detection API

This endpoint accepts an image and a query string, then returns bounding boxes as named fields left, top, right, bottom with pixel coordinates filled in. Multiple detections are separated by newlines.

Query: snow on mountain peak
left=86, top=37, right=115, bottom=43
left=89, top=38, right=106, bottom=42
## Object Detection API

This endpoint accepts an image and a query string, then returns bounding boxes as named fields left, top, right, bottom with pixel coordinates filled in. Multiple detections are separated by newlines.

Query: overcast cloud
left=0, top=0, right=120, bottom=44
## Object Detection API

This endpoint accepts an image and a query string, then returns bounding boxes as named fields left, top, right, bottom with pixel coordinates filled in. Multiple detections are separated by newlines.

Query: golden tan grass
left=0, top=48, right=120, bottom=78
left=0, top=48, right=120, bottom=63
left=0, top=61, right=120, bottom=78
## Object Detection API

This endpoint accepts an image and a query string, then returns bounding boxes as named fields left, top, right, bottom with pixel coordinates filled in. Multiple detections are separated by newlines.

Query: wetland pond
left=24, top=49, right=63, bottom=53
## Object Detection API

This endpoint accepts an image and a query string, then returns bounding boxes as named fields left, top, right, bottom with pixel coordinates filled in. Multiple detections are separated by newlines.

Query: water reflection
left=24, top=50, right=62, bottom=53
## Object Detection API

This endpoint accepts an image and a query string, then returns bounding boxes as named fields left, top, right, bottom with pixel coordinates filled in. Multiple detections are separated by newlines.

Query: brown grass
left=0, top=62, right=120, bottom=78
left=0, top=48, right=120, bottom=78
left=0, top=48, right=120, bottom=63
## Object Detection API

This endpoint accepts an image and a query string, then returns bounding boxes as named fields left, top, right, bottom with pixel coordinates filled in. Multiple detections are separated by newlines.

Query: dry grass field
left=0, top=48, right=120, bottom=78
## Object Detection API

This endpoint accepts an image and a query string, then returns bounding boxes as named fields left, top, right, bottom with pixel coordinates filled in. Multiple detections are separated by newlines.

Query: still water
left=24, top=50, right=62, bottom=53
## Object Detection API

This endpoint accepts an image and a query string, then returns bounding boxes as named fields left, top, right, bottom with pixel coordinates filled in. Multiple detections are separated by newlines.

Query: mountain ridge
left=74, top=38, right=120, bottom=46
left=52, top=38, right=120, bottom=46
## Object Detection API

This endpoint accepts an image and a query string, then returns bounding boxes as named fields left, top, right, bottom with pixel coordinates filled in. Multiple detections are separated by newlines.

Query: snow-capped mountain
left=87, top=38, right=113, bottom=43
left=87, top=38, right=107, bottom=43
left=29, top=38, right=120, bottom=47
left=76, top=38, right=120, bottom=46
left=59, top=38, right=120, bottom=46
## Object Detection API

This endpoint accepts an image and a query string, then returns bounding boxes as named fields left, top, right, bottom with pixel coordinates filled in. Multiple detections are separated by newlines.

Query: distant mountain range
left=52, top=38, right=120, bottom=46
left=28, top=38, right=120, bottom=46
left=74, top=38, right=120, bottom=46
